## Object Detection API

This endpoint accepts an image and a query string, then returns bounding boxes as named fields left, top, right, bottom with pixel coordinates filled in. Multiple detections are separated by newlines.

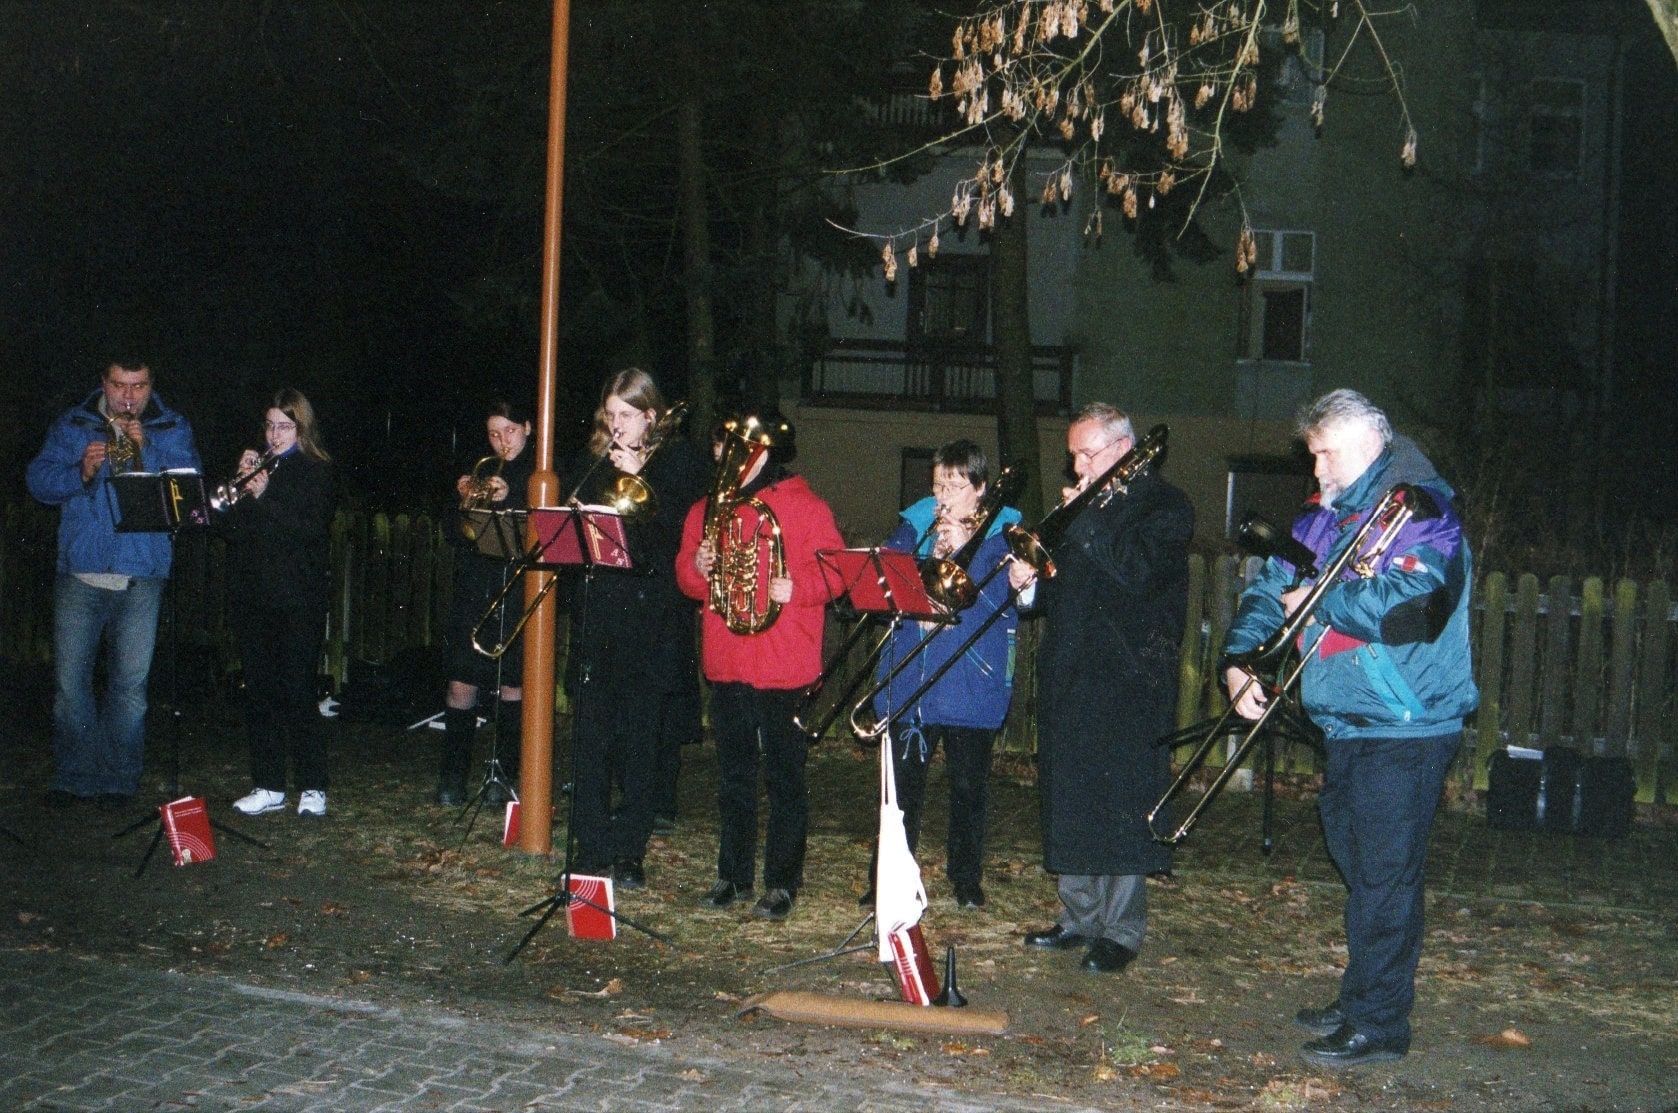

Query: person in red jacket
left=675, top=412, right=842, bottom=920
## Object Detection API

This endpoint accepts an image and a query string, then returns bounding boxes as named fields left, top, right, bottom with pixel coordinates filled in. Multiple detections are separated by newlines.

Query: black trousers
left=711, top=683, right=808, bottom=893
left=1319, top=731, right=1460, bottom=1048
left=888, top=723, right=996, bottom=888
left=570, top=677, right=661, bottom=869
left=233, top=599, right=327, bottom=792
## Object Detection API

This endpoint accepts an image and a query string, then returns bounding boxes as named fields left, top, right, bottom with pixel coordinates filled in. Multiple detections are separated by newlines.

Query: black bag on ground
left=1486, top=746, right=1634, bottom=838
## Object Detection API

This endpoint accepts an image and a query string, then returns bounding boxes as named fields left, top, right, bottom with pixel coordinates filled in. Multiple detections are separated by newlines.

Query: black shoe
left=857, top=887, right=875, bottom=908
left=753, top=888, right=794, bottom=920
left=484, top=781, right=513, bottom=807
left=702, top=879, right=753, bottom=908
left=1300, top=1024, right=1408, bottom=1069
left=1024, top=924, right=1090, bottom=950
left=953, top=883, right=986, bottom=909
left=1294, top=1002, right=1347, bottom=1037
left=612, top=859, right=646, bottom=890
left=96, top=792, right=133, bottom=812
left=43, top=789, right=80, bottom=809
left=434, top=783, right=466, bottom=807
left=651, top=814, right=676, bottom=835
left=1079, top=938, right=1137, bottom=973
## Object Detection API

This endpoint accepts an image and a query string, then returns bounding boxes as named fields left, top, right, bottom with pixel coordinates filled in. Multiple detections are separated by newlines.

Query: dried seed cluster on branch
left=861, top=0, right=1418, bottom=283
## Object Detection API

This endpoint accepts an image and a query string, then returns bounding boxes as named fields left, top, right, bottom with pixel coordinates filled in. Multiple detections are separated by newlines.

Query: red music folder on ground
left=565, top=874, right=617, bottom=940
left=159, top=796, right=216, bottom=866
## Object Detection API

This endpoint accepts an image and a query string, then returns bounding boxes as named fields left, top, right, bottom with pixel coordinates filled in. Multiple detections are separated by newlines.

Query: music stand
left=453, top=509, right=529, bottom=841
left=108, top=471, right=268, bottom=876
left=769, top=548, right=945, bottom=975
left=505, top=504, right=671, bottom=961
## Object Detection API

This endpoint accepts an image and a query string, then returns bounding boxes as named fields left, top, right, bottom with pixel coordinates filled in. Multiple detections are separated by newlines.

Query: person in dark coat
left=566, top=369, right=706, bottom=890
left=219, top=389, right=337, bottom=818
left=1008, top=402, right=1193, bottom=974
left=435, top=399, right=536, bottom=807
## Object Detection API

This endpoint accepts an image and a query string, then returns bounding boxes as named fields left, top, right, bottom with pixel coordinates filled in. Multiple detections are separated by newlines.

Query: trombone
left=850, top=428, right=1168, bottom=742
left=1145, top=482, right=1438, bottom=846
left=470, top=402, right=689, bottom=659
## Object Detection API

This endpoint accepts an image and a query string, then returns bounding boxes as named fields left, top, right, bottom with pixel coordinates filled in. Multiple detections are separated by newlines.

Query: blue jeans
left=51, top=574, right=165, bottom=796
left=1319, top=730, right=1461, bottom=1049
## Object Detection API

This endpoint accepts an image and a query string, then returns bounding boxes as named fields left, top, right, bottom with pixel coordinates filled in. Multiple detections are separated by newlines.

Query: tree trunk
left=990, top=160, right=1044, bottom=519
left=678, top=99, right=717, bottom=442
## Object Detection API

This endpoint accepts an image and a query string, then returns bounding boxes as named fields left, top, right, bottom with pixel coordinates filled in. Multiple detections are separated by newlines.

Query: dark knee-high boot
left=436, top=708, right=477, bottom=805
left=489, top=699, right=522, bottom=803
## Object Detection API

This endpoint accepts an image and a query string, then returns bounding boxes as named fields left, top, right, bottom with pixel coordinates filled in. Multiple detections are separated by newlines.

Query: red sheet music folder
left=564, top=873, right=617, bottom=940
left=528, top=506, right=633, bottom=570
left=159, top=796, right=216, bottom=866
left=816, top=548, right=944, bottom=620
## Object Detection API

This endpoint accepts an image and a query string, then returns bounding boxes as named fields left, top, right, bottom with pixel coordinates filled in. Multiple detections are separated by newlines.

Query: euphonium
left=457, top=454, right=504, bottom=541
left=704, top=416, right=786, bottom=635
left=209, top=449, right=279, bottom=512
left=104, top=404, right=140, bottom=475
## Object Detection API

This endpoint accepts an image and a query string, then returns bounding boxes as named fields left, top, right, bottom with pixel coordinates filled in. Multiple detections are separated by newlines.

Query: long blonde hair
left=586, top=368, right=667, bottom=457
left=272, top=388, right=331, bottom=463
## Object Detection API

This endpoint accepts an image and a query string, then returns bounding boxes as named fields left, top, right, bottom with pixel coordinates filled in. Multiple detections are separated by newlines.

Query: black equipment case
left=1486, top=747, right=1635, bottom=838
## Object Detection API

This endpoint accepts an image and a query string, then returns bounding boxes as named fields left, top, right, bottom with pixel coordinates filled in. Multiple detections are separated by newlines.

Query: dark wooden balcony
left=802, top=338, right=1076, bottom=415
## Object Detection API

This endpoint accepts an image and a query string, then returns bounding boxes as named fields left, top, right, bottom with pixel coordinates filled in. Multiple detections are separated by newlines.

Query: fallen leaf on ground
left=1472, top=1027, right=1531, bottom=1049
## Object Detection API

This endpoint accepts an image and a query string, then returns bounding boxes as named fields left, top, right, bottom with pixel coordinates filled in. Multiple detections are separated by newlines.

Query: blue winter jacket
left=26, top=389, right=203, bottom=578
left=1222, top=437, right=1478, bottom=742
left=870, top=496, right=1022, bottom=730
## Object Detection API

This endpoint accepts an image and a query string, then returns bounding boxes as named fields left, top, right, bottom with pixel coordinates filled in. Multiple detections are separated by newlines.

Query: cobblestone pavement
left=0, top=949, right=1099, bottom=1113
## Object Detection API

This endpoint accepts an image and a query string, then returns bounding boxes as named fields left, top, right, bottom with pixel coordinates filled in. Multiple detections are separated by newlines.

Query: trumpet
left=1145, top=482, right=1439, bottom=846
left=457, top=454, right=504, bottom=541
left=209, top=449, right=279, bottom=512
left=104, top=403, right=141, bottom=475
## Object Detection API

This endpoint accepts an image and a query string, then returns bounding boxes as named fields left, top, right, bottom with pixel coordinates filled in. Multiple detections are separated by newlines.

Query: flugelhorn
left=1145, top=483, right=1438, bottom=846
left=920, top=464, right=1025, bottom=612
left=704, top=416, right=786, bottom=635
left=209, top=449, right=279, bottom=512
left=457, top=454, right=504, bottom=541
left=104, top=403, right=141, bottom=475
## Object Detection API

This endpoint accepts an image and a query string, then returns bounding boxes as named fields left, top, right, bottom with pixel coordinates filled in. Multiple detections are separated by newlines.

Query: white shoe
left=297, top=790, right=327, bottom=817
left=233, top=788, right=286, bottom=816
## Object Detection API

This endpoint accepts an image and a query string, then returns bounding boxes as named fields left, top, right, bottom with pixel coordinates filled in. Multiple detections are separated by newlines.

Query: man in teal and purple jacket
left=1223, top=388, right=1477, bottom=1070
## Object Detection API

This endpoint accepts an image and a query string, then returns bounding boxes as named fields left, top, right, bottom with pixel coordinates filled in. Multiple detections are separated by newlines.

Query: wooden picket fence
left=2, top=503, right=1672, bottom=806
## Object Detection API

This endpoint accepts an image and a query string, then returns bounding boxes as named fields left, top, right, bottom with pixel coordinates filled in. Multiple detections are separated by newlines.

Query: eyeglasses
left=931, top=480, right=972, bottom=494
left=264, top=421, right=296, bottom=433
left=1070, top=439, right=1120, bottom=463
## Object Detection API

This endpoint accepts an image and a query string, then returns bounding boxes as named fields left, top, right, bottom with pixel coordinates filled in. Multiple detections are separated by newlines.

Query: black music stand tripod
left=109, top=474, right=268, bottom=876
left=768, top=547, right=947, bottom=976
left=454, top=508, right=525, bottom=843
left=505, top=503, right=671, bottom=962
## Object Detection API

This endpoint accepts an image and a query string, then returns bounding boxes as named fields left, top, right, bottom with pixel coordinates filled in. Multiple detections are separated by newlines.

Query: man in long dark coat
left=1009, top=402, right=1193, bottom=973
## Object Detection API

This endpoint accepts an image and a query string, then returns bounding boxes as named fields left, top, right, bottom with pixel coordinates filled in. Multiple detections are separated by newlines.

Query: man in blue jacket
left=27, top=360, right=202, bottom=809
left=1222, top=389, right=1477, bottom=1069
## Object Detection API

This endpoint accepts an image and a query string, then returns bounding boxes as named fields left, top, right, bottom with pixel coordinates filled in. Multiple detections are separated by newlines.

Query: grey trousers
left=1057, top=873, right=1147, bottom=951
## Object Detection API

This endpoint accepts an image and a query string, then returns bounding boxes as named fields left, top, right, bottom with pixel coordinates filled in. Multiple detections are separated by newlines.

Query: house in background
left=782, top=0, right=1665, bottom=553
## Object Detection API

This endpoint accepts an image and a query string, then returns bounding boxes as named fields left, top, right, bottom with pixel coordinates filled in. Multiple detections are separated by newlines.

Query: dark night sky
left=4, top=2, right=1676, bottom=542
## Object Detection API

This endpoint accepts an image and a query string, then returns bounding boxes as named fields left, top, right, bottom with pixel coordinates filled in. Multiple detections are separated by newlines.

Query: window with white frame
left=1238, top=229, right=1315, bottom=364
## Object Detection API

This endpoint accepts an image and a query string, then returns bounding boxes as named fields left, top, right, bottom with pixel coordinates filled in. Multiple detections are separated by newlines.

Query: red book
left=565, top=873, right=617, bottom=940
left=159, top=796, right=216, bottom=866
